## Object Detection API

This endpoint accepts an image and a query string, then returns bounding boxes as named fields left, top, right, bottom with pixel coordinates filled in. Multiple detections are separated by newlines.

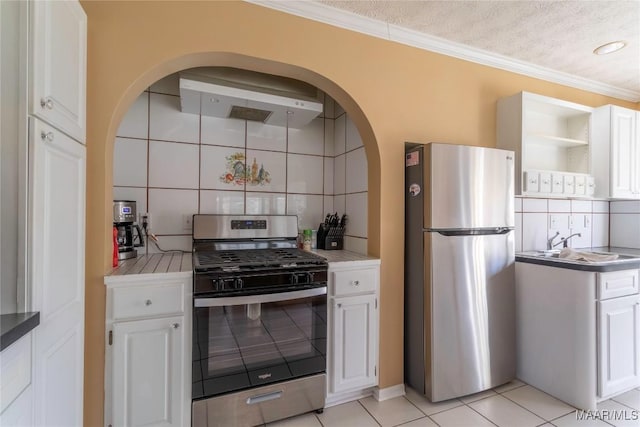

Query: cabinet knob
left=40, top=97, right=54, bottom=110
left=145, top=299, right=152, bottom=306
left=353, top=280, right=360, bottom=286
left=172, top=323, right=180, bottom=329
left=40, top=131, right=54, bottom=142
left=337, top=303, right=342, bottom=308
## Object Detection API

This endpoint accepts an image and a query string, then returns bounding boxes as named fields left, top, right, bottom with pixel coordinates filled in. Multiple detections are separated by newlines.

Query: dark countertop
left=1, top=312, right=40, bottom=352
left=516, top=247, right=640, bottom=272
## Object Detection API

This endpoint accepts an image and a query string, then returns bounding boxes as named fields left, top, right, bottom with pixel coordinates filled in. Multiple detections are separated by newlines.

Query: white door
left=331, top=294, right=377, bottom=393
left=598, top=294, right=640, bottom=397
left=112, top=316, right=184, bottom=427
left=610, top=107, right=637, bottom=199
left=30, top=118, right=85, bottom=427
left=30, top=0, right=86, bottom=143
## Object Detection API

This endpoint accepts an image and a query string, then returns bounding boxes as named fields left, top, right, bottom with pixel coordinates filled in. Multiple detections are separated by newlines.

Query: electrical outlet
left=549, top=214, right=569, bottom=230
left=183, top=214, right=193, bottom=231
left=141, top=212, right=151, bottom=232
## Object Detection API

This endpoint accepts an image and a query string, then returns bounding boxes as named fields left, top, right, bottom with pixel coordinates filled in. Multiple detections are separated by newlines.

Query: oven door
left=192, top=287, right=327, bottom=400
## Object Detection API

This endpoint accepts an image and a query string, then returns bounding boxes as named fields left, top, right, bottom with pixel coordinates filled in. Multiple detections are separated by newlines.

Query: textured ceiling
left=318, top=0, right=640, bottom=99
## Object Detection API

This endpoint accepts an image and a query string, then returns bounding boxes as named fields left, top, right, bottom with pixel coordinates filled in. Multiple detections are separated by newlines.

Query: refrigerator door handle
left=428, top=227, right=512, bottom=236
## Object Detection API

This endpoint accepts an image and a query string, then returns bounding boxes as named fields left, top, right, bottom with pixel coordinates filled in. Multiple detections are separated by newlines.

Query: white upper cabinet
left=30, top=0, right=87, bottom=143
left=592, top=105, right=640, bottom=199
left=497, top=92, right=594, bottom=197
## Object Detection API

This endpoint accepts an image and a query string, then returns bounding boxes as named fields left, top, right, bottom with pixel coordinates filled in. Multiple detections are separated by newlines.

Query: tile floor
left=267, top=381, right=640, bottom=427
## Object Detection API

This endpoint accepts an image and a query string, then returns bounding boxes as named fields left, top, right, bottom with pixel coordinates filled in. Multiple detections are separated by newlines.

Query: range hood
left=179, top=67, right=323, bottom=129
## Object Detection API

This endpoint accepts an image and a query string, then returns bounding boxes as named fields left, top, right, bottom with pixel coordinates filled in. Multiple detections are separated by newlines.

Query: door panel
left=427, top=144, right=515, bottom=229
left=113, top=316, right=184, bottom=427
left=30, top=0, right=86, bottom=142
left=429, top=231, right=515, bottom=401
left=598, top=295, right=640, bottom=397
left=610, top=107, right=636, bottom=198
left=332, top=294, right=377, bottom=393
left=30, top=118, right=85, bottom=426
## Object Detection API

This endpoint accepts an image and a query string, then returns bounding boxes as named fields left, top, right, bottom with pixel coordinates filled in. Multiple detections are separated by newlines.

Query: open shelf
left=526, top=133, right=589, bottom=148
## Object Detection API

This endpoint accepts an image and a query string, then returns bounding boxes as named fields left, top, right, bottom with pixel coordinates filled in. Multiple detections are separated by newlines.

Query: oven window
left=192, top=295, right=327, bottom=399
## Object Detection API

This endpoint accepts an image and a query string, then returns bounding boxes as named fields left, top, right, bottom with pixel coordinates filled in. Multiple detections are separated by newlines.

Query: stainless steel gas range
left=191, top=215, right=328, bottom=427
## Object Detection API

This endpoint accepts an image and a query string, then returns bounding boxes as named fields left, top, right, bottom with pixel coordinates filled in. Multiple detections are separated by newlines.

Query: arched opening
left=103, top=53, right=380, bottom=259
left=111, top=65, right=374, bottom=257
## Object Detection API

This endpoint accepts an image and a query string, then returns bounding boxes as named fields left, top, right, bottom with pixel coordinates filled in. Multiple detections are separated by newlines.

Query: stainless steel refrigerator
left=404, top=142, right=516, bottom=402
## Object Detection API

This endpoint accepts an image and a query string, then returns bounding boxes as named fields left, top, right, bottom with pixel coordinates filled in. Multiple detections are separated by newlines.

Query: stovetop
left=193, top=247, right=327, bottom=272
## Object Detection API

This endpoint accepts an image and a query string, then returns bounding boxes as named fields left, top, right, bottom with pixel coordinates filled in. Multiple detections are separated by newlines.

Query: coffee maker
left=113, top=200, right=144, bottom=260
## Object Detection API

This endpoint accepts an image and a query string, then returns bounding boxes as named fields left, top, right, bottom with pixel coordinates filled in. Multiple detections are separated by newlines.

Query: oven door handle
left=194, top=286, right=327, bottom=307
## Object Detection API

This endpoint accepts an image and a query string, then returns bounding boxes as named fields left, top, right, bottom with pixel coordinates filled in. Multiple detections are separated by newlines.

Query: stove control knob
left=307, top=272, right=315, bottom=283
left=291, top=274, right=298, bottom=285
left=235, top=278, right=243, bottom=289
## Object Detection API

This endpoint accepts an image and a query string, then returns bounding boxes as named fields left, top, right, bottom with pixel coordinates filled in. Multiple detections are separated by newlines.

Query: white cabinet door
left=30, top=0, right=86, bottom=143
left=598, top=294, right=640, bottom=398
left=0, top=386, right=33, bottom=427
left=30, top=118, right=85, bottom=427
left=610, top=106, right=637, bottom=199
left=112, top=316, right=185, bottom=427
left=331, top=294, right=377, bottom=393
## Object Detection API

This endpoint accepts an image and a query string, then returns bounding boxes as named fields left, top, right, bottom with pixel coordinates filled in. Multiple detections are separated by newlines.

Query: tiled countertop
left=107, top=253, right=192, bottom=276
left=105, top=253, right=192, bottom=284
left=312, top=249, right=380, bottom=265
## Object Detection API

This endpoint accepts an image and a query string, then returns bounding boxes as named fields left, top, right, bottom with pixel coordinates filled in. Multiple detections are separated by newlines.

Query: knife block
left=317, top=224, right=345, bottom=250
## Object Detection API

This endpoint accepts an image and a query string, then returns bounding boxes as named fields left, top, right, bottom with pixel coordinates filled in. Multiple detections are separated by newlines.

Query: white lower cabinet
left=326, top=261, right=379, bottom=405
left=0, top=384, right=33, bottom=427
left=598, top=293, right=640, bottom=398
left=112, top=317, right=184, bottom=427
left=105, top=273, right=191, bottom=427
left=517, top=263, right=640, bottom=410
left=331, top=294, right=377, bottom=393
left=0, top=333, right=33, bottom=426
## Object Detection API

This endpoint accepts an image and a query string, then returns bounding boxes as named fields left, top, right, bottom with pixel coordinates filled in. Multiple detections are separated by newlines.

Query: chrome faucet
left=553, top=233, right=582, bottom=248
left=547, top=231, right=560, bottom=250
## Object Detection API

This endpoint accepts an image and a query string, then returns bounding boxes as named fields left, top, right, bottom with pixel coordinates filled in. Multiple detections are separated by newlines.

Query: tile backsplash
left=609, top=201, right=640, bottom=249
left=113, top=73, right=368, bottom=254
left=516, top=197, right=611, bottom=251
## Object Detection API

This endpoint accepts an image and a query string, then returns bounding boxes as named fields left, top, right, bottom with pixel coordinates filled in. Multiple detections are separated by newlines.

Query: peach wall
left=80, top=1, right=637, bottom=424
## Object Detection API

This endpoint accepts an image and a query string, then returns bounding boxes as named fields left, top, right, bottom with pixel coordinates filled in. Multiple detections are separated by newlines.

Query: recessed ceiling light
left=593, top=41, right=627, bottom=55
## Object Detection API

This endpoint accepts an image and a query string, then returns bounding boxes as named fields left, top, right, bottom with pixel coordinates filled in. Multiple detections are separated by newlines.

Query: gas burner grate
left=195, top=248, right=326, bottom=270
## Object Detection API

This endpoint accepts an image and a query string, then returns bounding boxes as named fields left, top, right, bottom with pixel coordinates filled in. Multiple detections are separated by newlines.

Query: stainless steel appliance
left=404, top=143, right=516, bottom=402
left=113, top=200, right=144, bottom=260
left=191, top=215, right=328, bottom=427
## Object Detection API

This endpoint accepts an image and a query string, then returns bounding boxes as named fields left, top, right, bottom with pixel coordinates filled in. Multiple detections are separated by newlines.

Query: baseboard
left=325, top=388, right=375, bottom=407
left=373, top=383, right=406, bottom=401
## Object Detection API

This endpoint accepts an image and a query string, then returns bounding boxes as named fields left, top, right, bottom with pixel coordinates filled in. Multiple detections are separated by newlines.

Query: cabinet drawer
left=523, top=171, right=539, bottom=193
left=551, top=174, right=564, bottom=193
left=332, top=268, right=377, bottom=296
left=563, top=175, right=575, bottom=194
left=539, top=172, right=552, bottom=193
left=598, top=270, right=639, bottom=300
left=112, top=282, right=185, bottom=320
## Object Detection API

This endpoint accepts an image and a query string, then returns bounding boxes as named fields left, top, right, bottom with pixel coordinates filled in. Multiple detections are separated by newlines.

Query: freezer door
left=427, top=231, right=515, bottom=401
left=426, top=144, right=514, bottom=229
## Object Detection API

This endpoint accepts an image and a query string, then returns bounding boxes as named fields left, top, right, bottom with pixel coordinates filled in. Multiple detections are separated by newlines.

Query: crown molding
left=247, top=0, right=640, bottom=102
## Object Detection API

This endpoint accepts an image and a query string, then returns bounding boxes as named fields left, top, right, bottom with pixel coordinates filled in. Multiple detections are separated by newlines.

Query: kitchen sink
left=525, top=250, right=640, bottom=261
left=517, top=249, right=640, bottom=272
